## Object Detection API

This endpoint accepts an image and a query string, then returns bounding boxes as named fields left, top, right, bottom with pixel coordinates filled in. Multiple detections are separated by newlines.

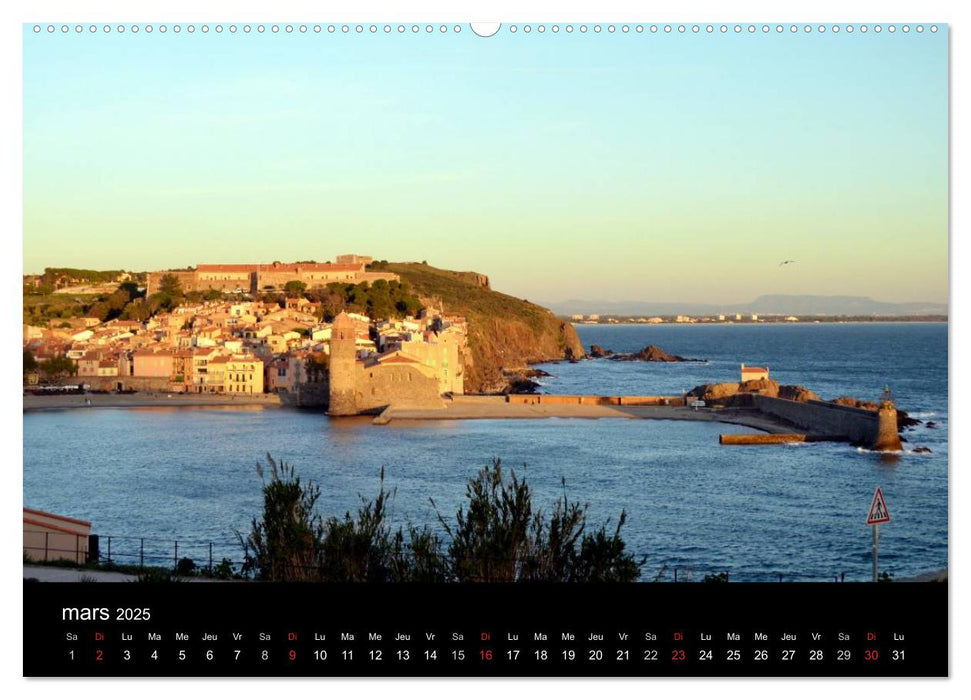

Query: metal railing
left=23, top=529, right=857, bottom=583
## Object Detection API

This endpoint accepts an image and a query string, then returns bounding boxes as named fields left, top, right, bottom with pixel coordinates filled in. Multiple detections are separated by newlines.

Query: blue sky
left=23, top=24, right=948, bottom=303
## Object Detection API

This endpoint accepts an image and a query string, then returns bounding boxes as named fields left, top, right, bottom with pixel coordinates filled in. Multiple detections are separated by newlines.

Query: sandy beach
left=23, top=393, right=283, bottom=412
left=375, top=401, right=797, bottom=434
left=23, top=392, right=798, bottom=436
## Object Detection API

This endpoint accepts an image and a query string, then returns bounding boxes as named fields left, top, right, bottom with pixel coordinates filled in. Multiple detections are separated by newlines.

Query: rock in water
left=506, top=377, right=541, bottom=394
left=589, top=344, right=614, bottom=358
left=608, top=345, right=703, bottom=362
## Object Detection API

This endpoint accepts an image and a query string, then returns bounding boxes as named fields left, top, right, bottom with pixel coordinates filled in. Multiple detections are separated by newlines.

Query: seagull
left=779, top=260, right=796, bottom=267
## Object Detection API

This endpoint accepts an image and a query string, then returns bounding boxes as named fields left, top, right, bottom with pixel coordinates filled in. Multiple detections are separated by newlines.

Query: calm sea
left=22, top=323, right=947, bottom=581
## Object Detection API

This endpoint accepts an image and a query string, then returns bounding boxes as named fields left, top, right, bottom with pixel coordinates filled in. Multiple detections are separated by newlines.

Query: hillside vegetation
left=378, top=262, right=585, bottom=392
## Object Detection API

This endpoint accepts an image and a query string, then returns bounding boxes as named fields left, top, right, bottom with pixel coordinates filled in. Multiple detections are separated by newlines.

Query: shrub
left=240, top=456, right=642, bottom=583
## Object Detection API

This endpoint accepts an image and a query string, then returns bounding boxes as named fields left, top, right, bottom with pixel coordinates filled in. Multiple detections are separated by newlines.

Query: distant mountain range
left=545, top=295, right=948, bottom=317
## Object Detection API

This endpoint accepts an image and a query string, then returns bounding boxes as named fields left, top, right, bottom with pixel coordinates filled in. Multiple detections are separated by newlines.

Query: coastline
left=376, top=401, right=798, bottom=435
left=567, top=320, right=947, bottom=327
left=23, top=392, right=795, bottom=437
left=23, top=393, right=282, bottom=412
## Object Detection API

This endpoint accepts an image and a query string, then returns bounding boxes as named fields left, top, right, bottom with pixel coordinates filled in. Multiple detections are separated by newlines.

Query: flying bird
left=779, top=260, right=796, bottom=267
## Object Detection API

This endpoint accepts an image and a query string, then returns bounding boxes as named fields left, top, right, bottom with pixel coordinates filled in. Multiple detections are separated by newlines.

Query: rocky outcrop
left=589, top=344, right=614, bottom=358
left=501, top=368, right=552, bottom=394
left=688, top=382, right=742, bottom=403
left=778, top=384, right=820, bottom=402
left=505, top=376, right=541, bottom=394
left=831, top=396, right=920, bottom=430
left=688, top=379, right=818, bottom=406
left=607, top=345, right=704, bottom=362
left=832, top=396, right=879, bottom=411
left=520, top=368, right=553, bottom=378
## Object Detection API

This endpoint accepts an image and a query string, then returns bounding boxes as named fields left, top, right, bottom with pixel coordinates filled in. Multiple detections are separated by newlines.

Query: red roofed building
left=740, top=363, right=770, bottom=382
left=146, top=256, right=398, bottom=295
left=23, top=507, right=92, bottom=564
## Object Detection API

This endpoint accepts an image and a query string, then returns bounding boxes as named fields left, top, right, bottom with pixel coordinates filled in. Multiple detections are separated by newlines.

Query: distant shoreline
left=23, top=393, right=283, bottom=412
left=566, top=319, right=947, bottom=326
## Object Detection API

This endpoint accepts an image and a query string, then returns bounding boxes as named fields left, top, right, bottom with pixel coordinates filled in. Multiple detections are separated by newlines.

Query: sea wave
left=855, top=447, right=935, bottom=457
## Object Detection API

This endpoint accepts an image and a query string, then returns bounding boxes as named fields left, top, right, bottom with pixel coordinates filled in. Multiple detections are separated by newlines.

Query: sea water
left=22, top=323, right=947, bottom=581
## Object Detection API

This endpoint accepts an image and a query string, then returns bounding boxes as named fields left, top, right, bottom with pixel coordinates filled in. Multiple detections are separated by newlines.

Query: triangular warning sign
left=867, top=487, right=891, bottom=525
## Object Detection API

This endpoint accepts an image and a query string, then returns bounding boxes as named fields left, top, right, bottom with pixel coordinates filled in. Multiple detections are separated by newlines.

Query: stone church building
left=327, top=312, right=455, bottom=415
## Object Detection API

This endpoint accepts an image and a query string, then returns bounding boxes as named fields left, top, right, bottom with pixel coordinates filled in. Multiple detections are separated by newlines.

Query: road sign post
left=872, top=523, right=879, bottom=582
left=866, top=487, right=891, bottom=582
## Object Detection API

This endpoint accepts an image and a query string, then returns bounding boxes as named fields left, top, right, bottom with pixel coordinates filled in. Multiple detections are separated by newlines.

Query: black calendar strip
left=24, top=582, right=947, bottom=677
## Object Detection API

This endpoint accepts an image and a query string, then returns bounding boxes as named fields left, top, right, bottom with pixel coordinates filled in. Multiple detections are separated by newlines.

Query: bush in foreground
left=240, top=455, right=642, bottom=583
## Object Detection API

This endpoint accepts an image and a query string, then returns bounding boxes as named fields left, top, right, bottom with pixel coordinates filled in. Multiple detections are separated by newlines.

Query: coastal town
left=23, top=254, right=470, bottom=408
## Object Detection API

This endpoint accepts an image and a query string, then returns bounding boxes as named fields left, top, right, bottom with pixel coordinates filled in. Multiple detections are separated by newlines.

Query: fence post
left=44, top=532, right=49, bottom=561
left=778, top=573, right=783, bottom=583
left=174, top=541, right=179, bottom=570
left=76, top=534, right=80, bottom=564
left=673, top=568, right=677, bottom=583
left=209, top=543, right=213, bottom=574
left=107, top=536, right=112, bottom=565
left=140, top=538, right=144, bottom=568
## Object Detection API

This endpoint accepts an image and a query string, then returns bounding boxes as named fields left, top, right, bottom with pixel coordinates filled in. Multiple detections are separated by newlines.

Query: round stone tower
left=328, top=311, right=358, bottom=416
left=872, top=404, right=903, bottom=452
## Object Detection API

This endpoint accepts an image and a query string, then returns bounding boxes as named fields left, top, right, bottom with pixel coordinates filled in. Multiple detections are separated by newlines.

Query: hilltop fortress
left=146, top=254, right=398, bottom=296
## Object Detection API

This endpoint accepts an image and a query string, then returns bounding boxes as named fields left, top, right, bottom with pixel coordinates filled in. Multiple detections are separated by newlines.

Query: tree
left=239, top=456, right=444, bottom=583
left=283, top=280, right=307, bottom=298
left=316, top=468, right=445, bottom=583
left=239, top=454, right=326, bottom=582
left=434, top=459, right=642, bottom=583
left=39, top=355, right=77, bottom=379
left=23, top=349, right=38, bottom=374
left=239, top=456, right=642, bottom=583
left=148, top=273, right=185, bottom=313
left=159, top=274, right=184, bottom=298
left=120, top=299, right=151, bottom=322
left=118, top=281, right=141, bottom=299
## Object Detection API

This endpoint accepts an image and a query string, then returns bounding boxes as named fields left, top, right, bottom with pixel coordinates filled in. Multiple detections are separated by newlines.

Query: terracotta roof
left=23, top=507, right=91, bottom=528
left=742, top=366, right=768, bottom=373
left=281, top=263, right=362, bottom=272
left=196, top=262, right=364, bottom=273
left=196, top=264, right=257, bottom=273
left=23, top=517, right=89, bottom=536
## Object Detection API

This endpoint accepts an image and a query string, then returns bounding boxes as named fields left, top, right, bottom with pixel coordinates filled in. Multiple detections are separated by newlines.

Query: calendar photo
left=21, top=20, right=948, bottom=677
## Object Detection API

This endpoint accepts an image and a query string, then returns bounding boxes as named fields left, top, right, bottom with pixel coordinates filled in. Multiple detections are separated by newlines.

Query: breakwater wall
left=751, top=395, right=901, bottom=450
left=506, top=394, right=685, bottom=407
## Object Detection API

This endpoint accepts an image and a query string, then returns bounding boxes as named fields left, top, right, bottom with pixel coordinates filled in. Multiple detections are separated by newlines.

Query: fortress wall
left=353, top=363, right=445, bottom=412
left=579, top=396, right=621, bottom=406
left=751, top=395, right=883, bottom=444
left=539, top=395, right=581, bottom=405
left=277, top=381, right=329, bottom=408
left=508, top=394, right=542, bottom=404
left=84, top=376, right=183, bottom=393
left=145, top=270, right=197, bottom=296
left=619, top=396, right=681, bottom=406
left=505, top=395, right=683, bottom=406
left=450, top=395, right=507, bottom=405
